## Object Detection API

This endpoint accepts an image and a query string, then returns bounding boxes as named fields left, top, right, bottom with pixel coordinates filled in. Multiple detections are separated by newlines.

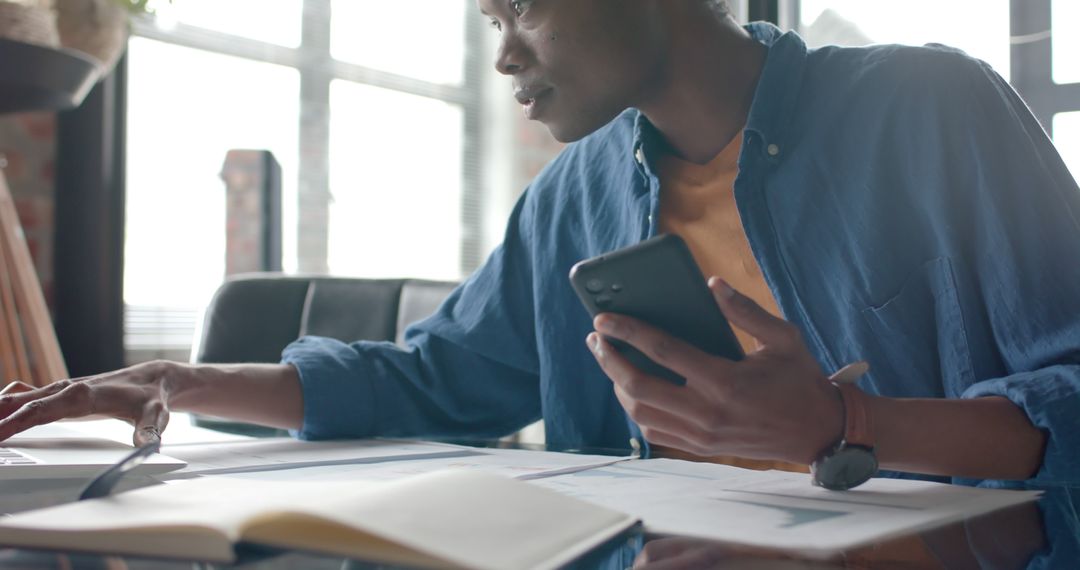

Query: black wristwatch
left=811, top=378, right=878, bottom=491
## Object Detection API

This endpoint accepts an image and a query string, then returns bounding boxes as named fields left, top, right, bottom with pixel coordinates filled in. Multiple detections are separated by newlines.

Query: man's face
left=479, top=0, right=667, bottom=142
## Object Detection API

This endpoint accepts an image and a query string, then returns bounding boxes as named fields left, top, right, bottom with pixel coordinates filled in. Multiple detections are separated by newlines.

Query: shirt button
left=767, top=143, right=781, bottom=157
left=635, top=147, right=645, bottom=165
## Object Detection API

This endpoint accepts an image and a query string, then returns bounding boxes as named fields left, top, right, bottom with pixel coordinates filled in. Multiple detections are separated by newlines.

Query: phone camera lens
left=595, top=294, right=613, bottom=308
left=585, top=279, right=605, bottom=294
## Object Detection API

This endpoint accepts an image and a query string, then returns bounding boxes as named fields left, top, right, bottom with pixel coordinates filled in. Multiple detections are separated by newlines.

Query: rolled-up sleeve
left=964, top=367, right=1080, bottom=484
left=283, top=194, right=543, bottom=441
left=938, top=55, right=1080, bottom=484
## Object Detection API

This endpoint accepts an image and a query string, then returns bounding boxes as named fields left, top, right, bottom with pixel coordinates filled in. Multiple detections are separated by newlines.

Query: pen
left=78, top=441, right=162, bottom=501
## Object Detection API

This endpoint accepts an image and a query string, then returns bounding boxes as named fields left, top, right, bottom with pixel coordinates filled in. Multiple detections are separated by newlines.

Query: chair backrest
left=194, top=274, right=458, bottom=366
left=189, top=274, right=457, bottom=435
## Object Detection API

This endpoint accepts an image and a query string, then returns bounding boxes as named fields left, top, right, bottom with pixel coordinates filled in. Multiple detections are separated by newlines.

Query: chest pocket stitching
left=860, top=256, right=976, bottom=398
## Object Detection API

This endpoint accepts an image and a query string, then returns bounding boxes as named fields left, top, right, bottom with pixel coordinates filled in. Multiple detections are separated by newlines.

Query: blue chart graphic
left=713, top=498, right=848, bottom=528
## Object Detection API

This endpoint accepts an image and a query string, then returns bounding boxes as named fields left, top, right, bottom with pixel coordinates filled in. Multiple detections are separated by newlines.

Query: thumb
left=133, top=402, right=169, bottom=447
left=709, top=277, right=795, bottom=349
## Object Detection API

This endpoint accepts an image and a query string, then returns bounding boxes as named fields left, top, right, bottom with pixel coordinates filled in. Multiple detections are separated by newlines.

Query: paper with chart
left=531, top=458, right=1041, bottom=555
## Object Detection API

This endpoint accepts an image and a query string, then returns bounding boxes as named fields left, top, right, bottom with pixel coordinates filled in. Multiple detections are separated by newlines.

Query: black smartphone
left=569, top=234, right=744, bottom=386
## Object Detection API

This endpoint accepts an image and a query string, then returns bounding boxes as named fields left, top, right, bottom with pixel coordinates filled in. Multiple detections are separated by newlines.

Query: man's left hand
left=587, top=277, right=843, bottom=465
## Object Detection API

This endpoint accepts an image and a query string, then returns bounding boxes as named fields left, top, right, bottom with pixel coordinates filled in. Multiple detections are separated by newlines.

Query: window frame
left=123, top=0, right=486, bottom=363
left=1010, top=0, right=1080, bottom=135
left=129, top=0, right=487, bottom=275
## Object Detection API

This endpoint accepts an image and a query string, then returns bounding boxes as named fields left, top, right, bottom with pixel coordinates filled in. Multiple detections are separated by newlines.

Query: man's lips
left=514, top=85, right=552, bottom=106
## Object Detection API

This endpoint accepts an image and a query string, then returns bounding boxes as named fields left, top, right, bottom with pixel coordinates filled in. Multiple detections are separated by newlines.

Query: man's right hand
left=0, top=360, right=181, bottom=446
left=0, top=361, right=304, bottom=446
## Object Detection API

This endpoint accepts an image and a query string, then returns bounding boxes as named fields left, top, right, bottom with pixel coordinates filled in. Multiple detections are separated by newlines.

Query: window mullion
left=460, top=0, right=485, bottom=274
left=131, top=19, right=300, bottom=67
left=296, top=0, right=333, bottom=273
left=328, top=61, right=472, bottom=106
left=1010, top=0, right=1055, bottom=133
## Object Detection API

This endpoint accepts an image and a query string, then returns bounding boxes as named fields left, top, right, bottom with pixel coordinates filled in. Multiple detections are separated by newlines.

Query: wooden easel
left=0, top=166, right=68, bottom=387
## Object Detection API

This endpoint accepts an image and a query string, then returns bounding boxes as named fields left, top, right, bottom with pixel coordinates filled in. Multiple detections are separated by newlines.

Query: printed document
left=162, top=437, right=632, bottom=481
left=531, top=458, right=1040, bottom=555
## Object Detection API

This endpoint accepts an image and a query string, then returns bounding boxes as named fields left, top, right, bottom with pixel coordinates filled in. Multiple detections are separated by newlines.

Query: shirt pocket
left=859, top=257, right=975, bottom=398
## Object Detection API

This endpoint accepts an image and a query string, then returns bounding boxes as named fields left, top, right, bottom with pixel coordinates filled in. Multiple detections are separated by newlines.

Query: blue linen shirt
left=283, top=23, right=1080, bottom=484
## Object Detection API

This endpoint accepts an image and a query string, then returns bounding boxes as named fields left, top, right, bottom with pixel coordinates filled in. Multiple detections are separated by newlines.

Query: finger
left=0, top=381, right=95, bottom=441
left=636, top=538, right=705, bottom=567
left=589, top=334, right=696, bottom=416
left=640, top=548, right=735, bottom=570
left=0, top=380, right=34, bottom=396
left=635, top=550, right=725, bottom=570
left=613, top=384, right=686, bottom=432
left=593, top=313, right=727, bottom=380
left=133, top=401, right=169, bottom=447
left=635, top=421, right=714, bottom=458
left=0, top=380, right=77, bottom=419
left=709, top=277, right=798, bottom=350
left=611, top=383, right=721, bottom=450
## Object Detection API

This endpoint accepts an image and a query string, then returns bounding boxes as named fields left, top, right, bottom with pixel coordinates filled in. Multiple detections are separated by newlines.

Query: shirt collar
left=631, top=22, right=810, bottom=173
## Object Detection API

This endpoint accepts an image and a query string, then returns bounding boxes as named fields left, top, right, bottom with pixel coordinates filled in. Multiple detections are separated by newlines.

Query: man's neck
left=637, top=14, right=767, bottom=165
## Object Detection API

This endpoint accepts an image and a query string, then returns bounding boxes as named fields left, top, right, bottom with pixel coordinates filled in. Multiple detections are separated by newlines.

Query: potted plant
left=55, top=0, right=169, bottom=72
left=0, top=0, right=61, bottom=48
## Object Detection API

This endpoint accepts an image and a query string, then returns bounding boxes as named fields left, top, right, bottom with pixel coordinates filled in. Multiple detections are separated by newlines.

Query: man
left=1, top=0, right=1077, bottom=486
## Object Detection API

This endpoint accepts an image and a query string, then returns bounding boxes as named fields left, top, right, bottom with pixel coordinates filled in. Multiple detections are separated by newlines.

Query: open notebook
left=0, top=470, right=639, bottom=569
left=0, top=423, right=186, bottom=479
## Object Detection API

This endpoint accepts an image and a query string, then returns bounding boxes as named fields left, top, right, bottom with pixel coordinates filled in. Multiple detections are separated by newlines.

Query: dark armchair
left=190, top=274, right=457, bottom=434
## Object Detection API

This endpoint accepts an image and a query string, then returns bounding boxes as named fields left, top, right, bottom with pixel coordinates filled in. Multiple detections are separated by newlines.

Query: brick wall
left=0, top=113, right=56, bottom=311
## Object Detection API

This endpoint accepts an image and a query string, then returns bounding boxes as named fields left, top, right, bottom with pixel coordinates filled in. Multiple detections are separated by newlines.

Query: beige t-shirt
left=653, top=131, right=805, bottom=473
left=656, top=130, right=782, bottom=354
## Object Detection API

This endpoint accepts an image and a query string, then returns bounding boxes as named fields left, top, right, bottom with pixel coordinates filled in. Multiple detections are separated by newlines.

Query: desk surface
left=0, top=418, right=1077, bottom=569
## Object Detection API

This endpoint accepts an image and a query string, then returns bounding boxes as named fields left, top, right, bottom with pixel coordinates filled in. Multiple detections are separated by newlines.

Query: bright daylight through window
left=124, top=0, right=477, bottom=362
left=799, top=0, right=1010, bottom=79
left=125, top=38, right=299, bottom=361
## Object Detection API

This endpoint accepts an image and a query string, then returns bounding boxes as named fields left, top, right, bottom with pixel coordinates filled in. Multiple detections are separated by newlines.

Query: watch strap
left=833, top=381, right=874, bottom=449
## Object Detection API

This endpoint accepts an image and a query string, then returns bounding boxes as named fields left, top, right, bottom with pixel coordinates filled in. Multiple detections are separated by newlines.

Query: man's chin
left=542, top=119, right=600, bottom=144
left=539, top=108, right=627, bottom=144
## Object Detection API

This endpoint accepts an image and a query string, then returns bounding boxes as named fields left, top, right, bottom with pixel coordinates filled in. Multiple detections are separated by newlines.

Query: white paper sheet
left=197, top=445, right=633, bottom=482
left=160, top=437, right=479, bottom=476
left=531, top=459, right=1041, bottom=556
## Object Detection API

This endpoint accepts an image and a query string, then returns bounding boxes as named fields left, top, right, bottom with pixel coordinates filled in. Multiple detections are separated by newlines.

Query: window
left=125, top=0, right=484, bottom=363
left=1054, top=112, right=1080, bottom=181
left=799, top=0, right=1010, bottom=79
left=125, top=38, right=300, bottom=360
left=328, top=81, right=464, bottom=279
left=799, top=1, right=1080, bottom=183
left=159, top=0, right=303, bottom=47
left=1052, top=0, right=1080, bottom=85
left=331, top=0, right=466, bottom=85
left=1010, top=0, right=1080, bottom=149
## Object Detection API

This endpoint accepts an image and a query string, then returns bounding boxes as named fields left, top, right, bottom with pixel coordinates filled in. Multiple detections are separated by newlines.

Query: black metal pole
left=748, top=0, right=780, bottom=24
left=54, top=54, right=127, bottom=376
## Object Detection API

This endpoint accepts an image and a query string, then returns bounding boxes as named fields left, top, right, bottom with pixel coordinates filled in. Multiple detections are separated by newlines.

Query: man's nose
left=494, top=33, right=528, bottom=75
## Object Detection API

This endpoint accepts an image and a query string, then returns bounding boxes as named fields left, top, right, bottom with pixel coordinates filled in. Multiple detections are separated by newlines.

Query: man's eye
left=488, top=17, right=502, bottom=31
left=510, top=0, right=534, bottom=17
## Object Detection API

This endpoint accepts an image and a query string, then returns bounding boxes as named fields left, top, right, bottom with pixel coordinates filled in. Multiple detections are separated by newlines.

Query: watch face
left=812, top=446, right=878, bottom=491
